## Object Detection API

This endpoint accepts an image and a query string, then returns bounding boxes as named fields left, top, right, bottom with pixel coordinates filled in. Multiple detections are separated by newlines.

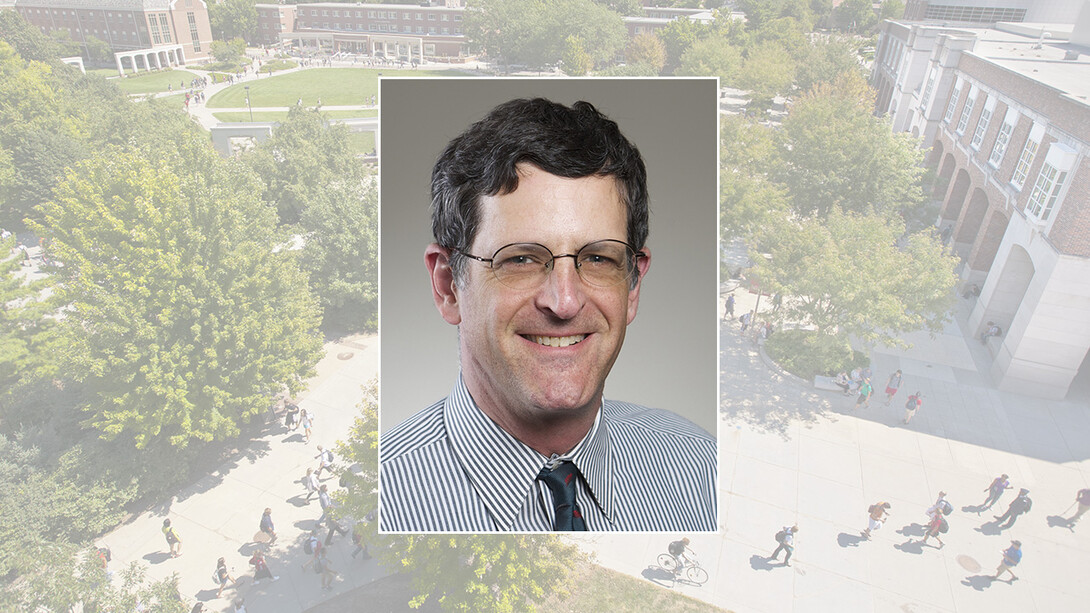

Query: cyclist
left=667, top=537, right=695, bottom=574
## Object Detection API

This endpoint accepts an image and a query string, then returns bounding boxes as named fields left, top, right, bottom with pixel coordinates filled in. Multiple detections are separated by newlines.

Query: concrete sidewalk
left=101, top=334, right=384, bottom=613
left=566, top=288, right=1090, bottom=613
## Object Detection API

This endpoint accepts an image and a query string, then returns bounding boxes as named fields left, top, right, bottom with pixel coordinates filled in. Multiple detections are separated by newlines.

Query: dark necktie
left=537, top=460, right=587, bottom=531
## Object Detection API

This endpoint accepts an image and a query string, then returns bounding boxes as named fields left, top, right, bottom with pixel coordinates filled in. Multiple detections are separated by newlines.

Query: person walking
left=314, top=445, right=334, bottom=478
left=162, top=518, right=182, bottom=558
left=769, top=525, right=797, bottom=566
left=259, top=508, right=277, bottom=545
left=303, top=467, right=320, bottom=502
left=301, top=529, right=323, bottom=572
left=883, top=370, right=903, bottom=406
left=1066, top=488, right=1090, bottom=526
left=903, top=392, right=923, bottom=424
left=991, top=540, right=1022, bottom=582
left=214, top=557, right=235, bottom=598
left=248, top=550, right=279, bottom=584
left=862, top=502, right=891, bottom=539
left=350, top=520, right=371, bottom=559
left=284, top=402, right=300, bottom=430
left=926, top=491, right=951, bottom=520
left=722, top=294, right=735, bottom=321
left=854, top=379, right=873, bottom=410
left=920, top=512, right=947, bottom=548
left=994, top=488, right=1032, bottom=529
left=317, top=547, right=339, bottom=591
left=740, top=311, right=753, bottom=333
left=981, top=474, right=1012, bottom=511
left=300, top=408, right=313, bottom=444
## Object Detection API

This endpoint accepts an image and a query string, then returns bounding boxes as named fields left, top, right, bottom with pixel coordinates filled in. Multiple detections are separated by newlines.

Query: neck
left=463, top=378, right=599, bottom=457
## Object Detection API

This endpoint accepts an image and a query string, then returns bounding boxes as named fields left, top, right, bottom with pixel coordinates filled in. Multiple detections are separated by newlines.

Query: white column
left=116, top=54, right=125, bottom=77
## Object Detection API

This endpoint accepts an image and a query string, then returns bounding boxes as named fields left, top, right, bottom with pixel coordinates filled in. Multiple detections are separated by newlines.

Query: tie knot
left=537, top=460, right=586, bottom=531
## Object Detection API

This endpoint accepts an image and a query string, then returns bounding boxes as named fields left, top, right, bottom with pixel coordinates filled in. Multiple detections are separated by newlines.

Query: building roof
left=961, top=24, right=1090, bottom=106
left=14, top=0, right=177, bottom=9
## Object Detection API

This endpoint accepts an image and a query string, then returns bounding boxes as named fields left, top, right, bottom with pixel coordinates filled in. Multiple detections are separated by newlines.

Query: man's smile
left=522, top=334, right=588, bottom=348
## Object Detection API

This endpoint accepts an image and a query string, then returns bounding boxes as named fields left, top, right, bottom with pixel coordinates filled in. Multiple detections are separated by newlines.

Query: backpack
left=775, top=529, right=787, bottom=543
left=212, top=570, right=220, bottom=583
left=906, top=396, right=918, bottom=410
left=1022, top=497, right=1032, bottom=513
left=304, top=537, right=315, bottom=555
left=325, top=449, right=334, bottom=463
left=940, top=500, right=953, bottom=516
left=868, top=504, right=878, bottom=514
left=938, top=517, right=949, bottom=533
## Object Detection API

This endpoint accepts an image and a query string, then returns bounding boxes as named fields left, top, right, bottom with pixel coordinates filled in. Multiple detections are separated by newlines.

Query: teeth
left=527, top=334, right=586, bottom=347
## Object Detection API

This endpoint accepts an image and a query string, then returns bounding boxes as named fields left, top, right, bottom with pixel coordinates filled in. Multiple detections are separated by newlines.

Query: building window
left=404, top=13, right=410, bottom=19
left=921, top=69, right=935, bottom=111
left=416, top=13, right=423, bottom=20
left=428, top=14, right=436, bottom=20
left=441, top=14, right=448, bottom=21
left=956, top=94, right=975, bottom=135
left=311, top=10, right=317, bottom=17
left=943, top=87, right=960, bottom=123
left=149, top=16, right=162, bottom=44
left=971, top=101, right=991, bottom=149
left=1011, top=138, right=1038, bottom=189
left=428, top=26, right=436, bottom=34
left=1026, top=163, right=1067, bottom=221
left=989, top=122, right=1013, bottom=167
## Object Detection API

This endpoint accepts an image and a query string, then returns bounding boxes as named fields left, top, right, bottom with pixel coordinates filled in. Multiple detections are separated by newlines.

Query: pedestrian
left=259, top=508, right=277, bottom=544
left=883, top=370, right=903, bottom=405
left=350, top=520, right=371, bottom=559
left=317, top=547, right=338, bottom=590
left=723, top=294, right=735, bottom=321
left=981, top=474, right=1012, bottom=510
left=162, top=518, right=182, bottom=557
left=300, top=408, right=313, bottom=443
left=248, top=550, right=279, bottom=584
left=920, top=511, right=947, bottom=548
left=232, top=597, right=246, bottom=613
left=301, top=529, right=323, bottom=572
left=862, top=502, right=891, bottom=539
left=994, top=488, right=1032, bottom=529
left=284, top=402, right=299, bottom=430
left=926, top=491, right=952, bottom=520
left=303, top=467, right=320, bottom=502
left=740, top=310, right=753, bottom=333
left=213, top=557, right=235, bottom=598
left=314, top=444, right=334, bottom=478
left=769, top=525, right=797, bottom=566
left=318, top=483, right=332, bottom=513
left=903, top=392, right=922, bottom=423
left=991, top=540, right=1021, bottom=582
left=1067, top=488, right=1090, bottom=525
left=854, top=379, right=873, bottom=410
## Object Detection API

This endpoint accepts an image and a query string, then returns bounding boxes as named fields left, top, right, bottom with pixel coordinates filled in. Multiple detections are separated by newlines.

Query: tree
left=209, top=37, right=246, bottom=65
left=208, top=0, right=258, bottom=42
left=737, top=0, right=815, bottom=31
left=626, top=32, right=665, bottom=73
left=738, top=41, right=796, bottom=109
left=676, top=36, right=742, bottom=84
left=795, top=36, right=864, bottom=93
left=0, top=10, right=63, bottom=63
left=658, top=16, right=708, bottom=74
left=719, top=115, right=790, bottom=240
left=560, top=35, right=592, bottom=76
left=752, top=207, right=957, bottom=348
left=83, top=35, right=113, bottom=65
left=833, top=0, right=878, bottom=32
left=880, top=0, right=906, bottom=22
left=31, top=140, right=323, bottom=449
left=776, top=73, right=926, bottom=219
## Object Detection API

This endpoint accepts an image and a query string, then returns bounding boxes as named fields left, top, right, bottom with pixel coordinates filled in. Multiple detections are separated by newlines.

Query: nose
left=535, top=255, right=585, bottom=319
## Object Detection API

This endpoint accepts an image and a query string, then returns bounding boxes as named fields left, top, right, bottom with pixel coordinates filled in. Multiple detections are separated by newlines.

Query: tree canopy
left=209, top=0, right=258, bottom=42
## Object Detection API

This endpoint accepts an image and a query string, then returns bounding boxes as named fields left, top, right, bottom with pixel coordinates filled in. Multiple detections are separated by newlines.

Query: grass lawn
left=115, top=69, right=200, bottom=94
left=205, top=67, right=458, bottom=108
left=346, top=131, right=375, bottom=156
left=212, top=110, right=376, bottom=122
left=154, top=93, right=188, bottom=111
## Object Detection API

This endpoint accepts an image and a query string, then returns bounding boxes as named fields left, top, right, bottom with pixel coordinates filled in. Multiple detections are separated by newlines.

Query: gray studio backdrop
left=378, top=77, right=718, bottom=436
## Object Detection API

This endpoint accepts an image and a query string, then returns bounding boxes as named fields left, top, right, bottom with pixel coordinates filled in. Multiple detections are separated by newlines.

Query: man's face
left=445, top=164, right=649, bottom=423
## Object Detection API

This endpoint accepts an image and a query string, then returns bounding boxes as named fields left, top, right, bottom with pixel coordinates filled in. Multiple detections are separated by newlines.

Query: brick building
left=12, top=0, right=212, bottom=69
left=872, top=1, right=1090, bottom=398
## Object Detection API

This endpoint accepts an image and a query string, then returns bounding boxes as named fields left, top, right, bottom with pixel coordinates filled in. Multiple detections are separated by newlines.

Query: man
left=994, top=488, right=1032, bottom=529
left=862, top=502, right=891, bottom=539
left=380, top=98, right=716, bottom=532
left=981, top=474, right=1012, bottom=511
left=991, top=540, right=1022, bottom=582
left=1066, top=487, right=1090, bottom=526
left=667, top=537, right=695, bottom=574
left=769, top=525, right=797, bottom=566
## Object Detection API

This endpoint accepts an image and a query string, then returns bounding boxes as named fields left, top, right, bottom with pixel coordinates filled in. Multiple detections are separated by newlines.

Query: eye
left=495, top=248, right=548, bottom=269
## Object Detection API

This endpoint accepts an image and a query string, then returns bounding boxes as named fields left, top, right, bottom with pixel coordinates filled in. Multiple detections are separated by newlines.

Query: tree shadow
left=142, top=551, right=173, bottom=565
left=836, top=532, right=865, bottom=548
left=1046, top=515, right=1075, bottom=530
left=961, top=574, right=995, bottom=591
left=640, top=564, right=676, bottom=587
left=749, top=554, right=783, bottom=571
left=896, top=522, right=927, bottom=538
left=893, top=538, right=925, bottom=555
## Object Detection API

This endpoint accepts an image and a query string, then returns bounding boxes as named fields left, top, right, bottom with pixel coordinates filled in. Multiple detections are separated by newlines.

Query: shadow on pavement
left=1046, top=515, right=1075, bottom=530
left=896, top=522, right=927, bottom=538
left=640, top=564, right=677, bottom=587
left=287, top=493, right=312, bottom=507
left=836, top=532, right=864, bottom=548
left=143, top=551, right=173, bottom=565
left=961, top=503, right=991, bottom=515
left=749, top=554, right=783, bottom=571
left=894, top=538, right=925, bottom=555
left=961, top=574, right=995, bottom=591
left=974, top=520, right=1003, bottom=536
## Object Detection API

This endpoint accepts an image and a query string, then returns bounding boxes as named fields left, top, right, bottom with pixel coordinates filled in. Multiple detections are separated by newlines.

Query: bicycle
left=657, top=552, right=709, bottom=585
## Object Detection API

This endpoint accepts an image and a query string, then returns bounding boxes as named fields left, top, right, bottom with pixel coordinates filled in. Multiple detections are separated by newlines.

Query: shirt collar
left=444, top=375, right=616, bottom=530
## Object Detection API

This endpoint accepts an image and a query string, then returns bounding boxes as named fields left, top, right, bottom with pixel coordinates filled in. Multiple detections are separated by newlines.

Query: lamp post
left=244, top=85, right=253, bottom=121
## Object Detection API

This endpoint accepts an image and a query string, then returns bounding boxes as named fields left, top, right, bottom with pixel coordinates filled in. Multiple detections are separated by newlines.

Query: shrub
left=764, top=328, right=868, bottom=380
left=260, top=59, right=297, bottom=73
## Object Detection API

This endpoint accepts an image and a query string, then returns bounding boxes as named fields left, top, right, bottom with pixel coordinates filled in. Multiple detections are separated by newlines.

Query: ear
left=425, top=243, right=462, bottom=325
left=626, top=246, right=651, bottom=325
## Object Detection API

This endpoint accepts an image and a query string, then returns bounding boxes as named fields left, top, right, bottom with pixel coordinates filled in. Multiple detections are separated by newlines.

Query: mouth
left=523, top=334, right=587, bottom=348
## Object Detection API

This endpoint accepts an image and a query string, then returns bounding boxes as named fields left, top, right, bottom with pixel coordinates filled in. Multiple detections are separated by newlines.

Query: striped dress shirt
left=380, top=376, right=717, bottom=532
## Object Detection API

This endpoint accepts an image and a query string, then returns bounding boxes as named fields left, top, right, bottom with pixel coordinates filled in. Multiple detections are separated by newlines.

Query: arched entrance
left=970, top=210, right=1009, bottom=275
left=981, top=244, right=1033, bottom=340
left=941, top=167, right=969, bottom=224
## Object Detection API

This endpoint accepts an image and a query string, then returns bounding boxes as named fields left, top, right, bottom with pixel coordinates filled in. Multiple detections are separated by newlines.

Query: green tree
left=560, top=35, right=592, bottom=76
left=209, top=37, right=246, bottom=64
left=833, top=0, right=878, bottom=32
left=676, top=36, right=742, bottom=84
left=0, top=10, right=62, bottom=63
left=738, top=41, right=796, bottom=109
left=752, top=207, right=957, bottom=348
left=83, top=35, right=113, bottom=65
left=776, top=73, right=925, bottom=218
left=795, top=36, right=864, bottom=93
left=737, top=0, right=814, bottom=30
left=31, top=141, right=323, bottom=449
left=658, top=16, right=708, bottom=74
left=208, top=0, right=258, bottom=42
left=880, top=0, right=906, bottom=21
left=719, top=115, right=789, bottom=240
left=626, top=32, right=665, bottom=73
left=594, top=61, right=659, bottom=76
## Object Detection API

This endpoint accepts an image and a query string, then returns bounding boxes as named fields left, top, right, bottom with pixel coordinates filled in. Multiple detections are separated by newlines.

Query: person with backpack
left=769, top=525, right=797, bottom=566
left=314, top=445, right=335, bottom=478
left=926, top=491, right=952, bottom=520
left=248, top=550, right=278, bottom=585
left=980, top=474, right=1012, bottom=511
left=284, top=403, right=300, bottom=430
left=883, top=370, right=903, bottom=406
left=903, top=392, right=922, bottom=424
left=920, top=512, right=948, bottom=548
left=303, top=467, right=320, bottom=503
left=666, top=537, right=695, bottom=574
left=854, top=379, right=873, bottom=410
left=213, top=557, right=235, bottom=598
left=317, top=547, right=339, bottom=591
left=862, top=502, right=891, bottom=539
left=301, top=529, right=323, bottom=572
left=162, top=518, right=182, bottom=558
left=991, top=540, right=1022, bottom=582
left=994, top=488, right=1032, bottom=529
